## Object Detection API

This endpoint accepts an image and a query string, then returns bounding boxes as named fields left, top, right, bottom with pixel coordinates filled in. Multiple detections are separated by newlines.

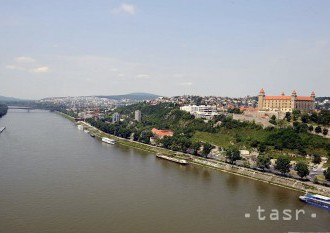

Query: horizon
left=2, top=90, right=329, bottom=101
left=1, top=1, right=330, bottom=98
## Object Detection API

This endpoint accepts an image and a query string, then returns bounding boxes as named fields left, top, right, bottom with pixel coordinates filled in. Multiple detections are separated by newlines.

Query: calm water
left=0, top=110, right=329, bottom=233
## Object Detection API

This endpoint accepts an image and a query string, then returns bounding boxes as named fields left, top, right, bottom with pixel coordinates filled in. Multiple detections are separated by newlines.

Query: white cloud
left=136, top=74, right=150, bottom=79
left=112, top=3, right=136, bottom=15
left=30, top=66, right=49, bottom=73
left=5, top=65, right=24, bottom=71
left=179, top=82, right=193, bottom=86
left=15, top=56, right=36, bottom=63
left=5, top=56, right=49, bottom=74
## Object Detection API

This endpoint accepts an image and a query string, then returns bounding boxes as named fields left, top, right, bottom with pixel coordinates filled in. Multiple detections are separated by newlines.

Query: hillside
left=97, top=93, right=160, bottom=101
left=88, top=102, right=330, bottom=158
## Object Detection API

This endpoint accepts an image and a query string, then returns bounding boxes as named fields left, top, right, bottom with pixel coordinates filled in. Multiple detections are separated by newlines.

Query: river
left=0, top=110, right=329, bottom=233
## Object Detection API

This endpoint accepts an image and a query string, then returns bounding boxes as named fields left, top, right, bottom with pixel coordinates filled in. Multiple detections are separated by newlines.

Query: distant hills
left=0, top=95, right=24, bottom=102
left=96, top=93, right=160, bottom=101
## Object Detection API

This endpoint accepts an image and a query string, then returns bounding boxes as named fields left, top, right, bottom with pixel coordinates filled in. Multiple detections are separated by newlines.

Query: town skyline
left=1, top=1, right=330, bottom=98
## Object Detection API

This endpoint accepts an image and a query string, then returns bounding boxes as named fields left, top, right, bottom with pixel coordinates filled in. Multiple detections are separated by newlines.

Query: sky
left=1, top=0, right=330, bottom=99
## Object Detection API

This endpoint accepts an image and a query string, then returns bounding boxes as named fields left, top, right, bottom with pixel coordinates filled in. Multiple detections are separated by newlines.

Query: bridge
left=8, top=106, right=34, bottom=111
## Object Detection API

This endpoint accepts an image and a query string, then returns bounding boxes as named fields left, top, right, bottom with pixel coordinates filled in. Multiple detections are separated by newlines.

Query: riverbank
left=57, top=112, right=330, bottom=197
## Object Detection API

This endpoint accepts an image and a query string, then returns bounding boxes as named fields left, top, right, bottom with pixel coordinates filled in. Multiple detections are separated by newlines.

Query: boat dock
left=156, top=154, right=189, bottom=165
left=0, top=127, right=5, bottom=134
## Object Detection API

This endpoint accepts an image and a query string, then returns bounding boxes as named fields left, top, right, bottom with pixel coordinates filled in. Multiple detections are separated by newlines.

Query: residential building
left=151, top=128, right=174, bottom=139
left=112, top=112, right=120, bottom=123
left=180, top=105, right=218, bottom=119
left=135, top=110, right=141, bottom=122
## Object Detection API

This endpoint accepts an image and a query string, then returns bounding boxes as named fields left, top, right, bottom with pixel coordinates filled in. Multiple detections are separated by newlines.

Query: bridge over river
left=8, top=106, right=34, bottom=111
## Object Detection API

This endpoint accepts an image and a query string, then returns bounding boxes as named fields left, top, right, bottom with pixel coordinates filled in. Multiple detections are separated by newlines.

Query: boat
left=84, top=130, right=89, bottom=133
left=299, top=193, right=330, bottom=211
left=156, top=154, right=188, bottom=165
left=0, top=126, right=5, bottom=134
left=77, top=125, right=83, bottom=130
left=90, top=134, right=95, bottom=137
left=102, top=137, right=116, bottom=145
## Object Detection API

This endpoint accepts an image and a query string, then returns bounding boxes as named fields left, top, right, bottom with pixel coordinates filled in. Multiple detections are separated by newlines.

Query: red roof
left=151, top=128, right=174, bottom=137
left=296, top=96, right=313, bottom=101
left=240, top=107, right=258, bottom=111
left=264, top=96, right=291, bottom=100
left=263, top=95, right=313, bottom=101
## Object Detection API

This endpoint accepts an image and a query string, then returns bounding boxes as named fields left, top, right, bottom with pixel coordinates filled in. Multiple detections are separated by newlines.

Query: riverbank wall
left=58, top=112, right=330, bottom=197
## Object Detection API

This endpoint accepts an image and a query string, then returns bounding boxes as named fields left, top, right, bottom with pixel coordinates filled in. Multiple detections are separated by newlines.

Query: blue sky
left=1, top=0, right=329, bottom=99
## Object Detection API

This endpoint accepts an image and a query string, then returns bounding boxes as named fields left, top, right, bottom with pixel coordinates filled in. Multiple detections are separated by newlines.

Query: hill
left=96, top=93, right=160, bottom=101
left=0, top=95, right=23, bottom=102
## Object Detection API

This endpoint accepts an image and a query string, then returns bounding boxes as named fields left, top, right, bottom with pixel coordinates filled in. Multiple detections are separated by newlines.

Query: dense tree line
left=285, top=110, right=330, bottom=126
left=0, top=103, right=8, bottom=118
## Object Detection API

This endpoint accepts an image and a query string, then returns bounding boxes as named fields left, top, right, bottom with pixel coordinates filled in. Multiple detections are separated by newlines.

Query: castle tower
left=258, top=88, right=265, bottom=110
left=310, top=91, right=316, bottom=110
left=291, top=90, right=297, bottom=109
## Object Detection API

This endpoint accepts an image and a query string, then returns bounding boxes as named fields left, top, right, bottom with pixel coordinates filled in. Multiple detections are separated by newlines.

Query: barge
left=0, top=127, right=5, bottom=134
left=102, top=137, right=116, bottom=145
left=156, top=154, right=188, bottom=165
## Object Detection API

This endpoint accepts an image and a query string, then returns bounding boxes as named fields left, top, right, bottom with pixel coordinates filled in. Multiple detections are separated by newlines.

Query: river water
left=0, top=110, right=329, bottom=233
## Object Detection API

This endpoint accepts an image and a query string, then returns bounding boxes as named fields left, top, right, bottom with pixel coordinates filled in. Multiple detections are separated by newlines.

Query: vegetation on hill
left=85, top=103, right=330, bottom=159
left=97, top=93, right=159, bottom=101
left=0, top=103, right=8, bottom=118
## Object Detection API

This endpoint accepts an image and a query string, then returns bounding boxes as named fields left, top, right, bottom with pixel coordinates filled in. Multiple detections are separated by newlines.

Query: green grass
left=192, top=128, right=271, bottom=148
left=192, top=131, right=233, bottom=148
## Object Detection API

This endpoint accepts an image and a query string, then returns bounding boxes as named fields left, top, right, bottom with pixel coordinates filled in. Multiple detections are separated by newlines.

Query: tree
left=312, top=154, right=321, bottom=164
left=256, top=155, right=271, bottom=171
left=315, top=126, right=322, bottom=134
left=202, top=143, right=214, bottom=157
left=310, top=111, right=318, bottom=123
left=308, top=125, right=314, bottom=132
left=226, top=147, right=241, bottom=164
left=324, top=167, right=330, bottom=181
left=323, top=128, right=328, bottom=136
left=301, top=113, right=309, bottom=123
left=295, top=162, right=310, bottom=179
left=258, top=143, right=267, bottom=153
left=275, top=155, right=291, bottom=175
left=285, top=112, right=291, bottom=122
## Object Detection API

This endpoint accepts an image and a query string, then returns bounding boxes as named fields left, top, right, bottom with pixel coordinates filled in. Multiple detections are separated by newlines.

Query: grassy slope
left=193, top=128, right=330, bottom=157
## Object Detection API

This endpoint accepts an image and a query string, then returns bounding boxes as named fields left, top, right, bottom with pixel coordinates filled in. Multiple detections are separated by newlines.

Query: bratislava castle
left=258, top=88, right=315, bottom=112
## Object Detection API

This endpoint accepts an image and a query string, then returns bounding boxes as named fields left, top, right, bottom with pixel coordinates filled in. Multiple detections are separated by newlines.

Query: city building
left=180, top=105, right=218, bottom=119
left=258, top=89, right=315, bottom=112
left=151, top=128, right=174, bottom=139
left=112, top=112, right=120, bottom=123
left=135, top=110, right=141, bottom=122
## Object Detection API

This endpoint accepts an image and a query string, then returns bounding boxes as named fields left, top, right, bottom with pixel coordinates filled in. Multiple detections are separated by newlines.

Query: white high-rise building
left=112, top=112, right=120, bottom=123
left=135, top=110, right=141, bottom=122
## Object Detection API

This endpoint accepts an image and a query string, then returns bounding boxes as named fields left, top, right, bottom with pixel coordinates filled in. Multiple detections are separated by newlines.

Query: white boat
left=299, top=193, right=330, bottom=211
left=84, top=130, right=89, bottom=133
left=102, top=137, right=116, bottom=145
left=77, top=125, right=83, bottom=130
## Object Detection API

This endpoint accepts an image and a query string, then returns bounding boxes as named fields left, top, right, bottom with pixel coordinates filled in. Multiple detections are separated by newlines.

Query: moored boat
left=102, top=137, right=116, bottom=145
left=299, top=193, right=330, bottom=211
left=0, top=126, right=5, bottom=134
left=156, top=154, right=188, bottom=165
